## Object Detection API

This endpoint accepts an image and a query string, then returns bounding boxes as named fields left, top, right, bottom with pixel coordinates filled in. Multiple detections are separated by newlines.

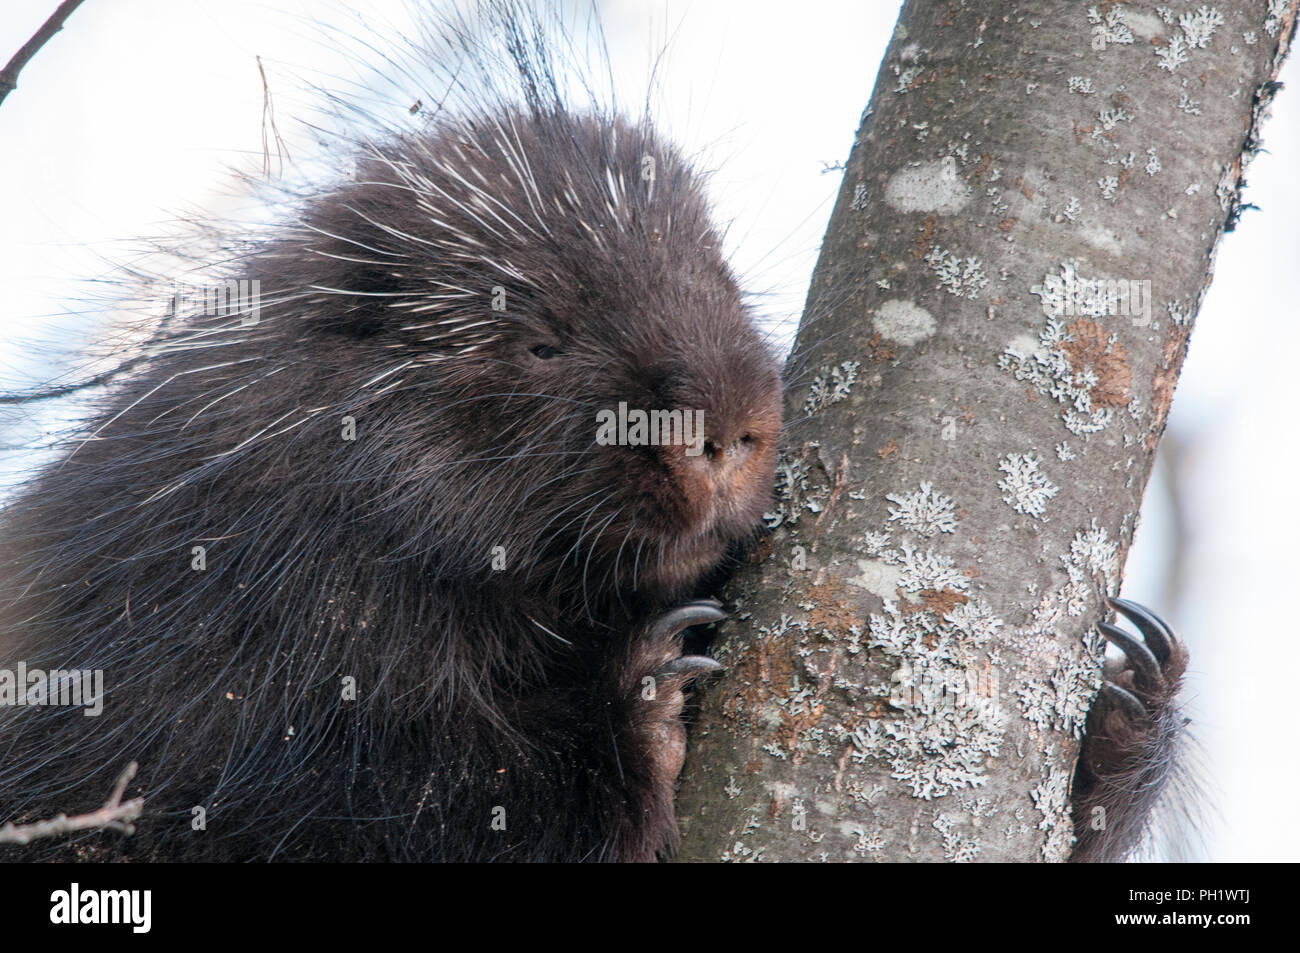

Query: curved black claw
left=1097, top=621, right=1164, bottom=693
left=1071, top=598, right=1190, bottom=862
left=648, top=600, right=726, bottom=641
left=657, top=655, right=725, bottom=678
left=1095, top=681, right=1147, bottom=722
left=1107, top=597, right=1178, bottom=664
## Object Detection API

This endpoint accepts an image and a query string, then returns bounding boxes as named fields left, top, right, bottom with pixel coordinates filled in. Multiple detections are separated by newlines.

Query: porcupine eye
left=530, top=343, right=562, bottom=360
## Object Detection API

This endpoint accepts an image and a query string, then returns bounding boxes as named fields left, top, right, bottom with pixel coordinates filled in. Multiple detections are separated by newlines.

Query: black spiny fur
left=1070, top=598, right=1194, bottom=863
left=0, top=3, right=782, bottom=861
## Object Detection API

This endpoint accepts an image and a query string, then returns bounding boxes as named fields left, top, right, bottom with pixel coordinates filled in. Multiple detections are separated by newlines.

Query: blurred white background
left=0, top=0, right=1294, bottom=861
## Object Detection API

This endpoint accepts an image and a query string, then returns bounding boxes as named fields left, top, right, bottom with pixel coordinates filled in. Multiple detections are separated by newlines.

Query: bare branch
left=0, top=0, right=89, bottom=108
left=0, top=761, right=143, bottom=845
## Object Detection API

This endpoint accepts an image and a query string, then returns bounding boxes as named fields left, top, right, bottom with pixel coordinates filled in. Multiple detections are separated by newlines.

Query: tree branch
left=675, top=0, right=1297, bottom=863
left=0, top=0, right=88, bottom=108
left=0, top=761, right=142, bottom=845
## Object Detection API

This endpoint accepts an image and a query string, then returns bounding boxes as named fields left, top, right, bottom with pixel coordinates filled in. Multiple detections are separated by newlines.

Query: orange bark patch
left=1147, top=325, right=1190, bottom=451
left=776, top=703, right=827, bottom=760
left=914, top=216, right=937, bottom=259
left=896, top=587, right=970, bottom=618
left=721, top=629, right=796, bottom=727
left=877, top=438, right=899, bottom=460
left=807, top=582, right=864, bottom=635
left=867, top=333, right=896, bottom=363
left=1060, top=318, right=1132, bottom=408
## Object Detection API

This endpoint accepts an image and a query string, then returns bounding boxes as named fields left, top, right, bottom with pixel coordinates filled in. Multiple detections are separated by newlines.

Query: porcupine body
left=0, top=3, right=1190, bottom=864
left=0, top=7, right=782, bottom=861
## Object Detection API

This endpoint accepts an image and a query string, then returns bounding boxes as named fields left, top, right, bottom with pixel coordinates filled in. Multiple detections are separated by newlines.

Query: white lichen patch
left=1145, top=148, right=1162, bottom=176
left=1180, top=5, right=1225, bottom=48
left=719, top=840, right=764, bottom=863
left=886, top=481, right=959, bottom=537
left=1068, top=76, right=1095, bottom=94
left=1096, top=107, right=1133, bottom=133
left=1157, top=33, right=1190, bottom=71
left=1001, top=263, right=1135, bottom=436
left=849, top=539, right=1007, bottom=800
left=763, top=450, right=820, bottom=528
left=924, top=246, right=988, bottom=299
left=892, top=53, right=926, bottom=93
left=862, top=531, right=892, bottom=556
left=1030, top=261, right=1114, bottom=318
left=1156, top=5, right=1225, bottom=70
left=1032, top=520, right=1121, bottom=633
left=933, top=813, right=982, bottom=862
left=1013, top=521, right=1118, bottom=737
left=884, top=157, right=972, bottom=214
left=1266, top=0, right=1288, bottom=37
left=873, top=299, right=937, bottom=345
left=1014, top=648, right=1101, bottom=737
left=850, top=826, right=887, bottom=856
left=1216, top=167, right=1238, bottom=213
left=1032, top=755, right=1077, bottom=863
left=998, top=453, right=1058, bottom=519
left=804, top=360, right=861, bottom=414
left=1087, top=6, right=1135, bottom=47
left=894, top=67, right=922, bottom=93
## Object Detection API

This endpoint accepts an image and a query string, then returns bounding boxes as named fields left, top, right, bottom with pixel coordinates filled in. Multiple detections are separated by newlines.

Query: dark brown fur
left=1070, top=600, right=1192, bottom=862
left=0, top=9, right=781, bottom=861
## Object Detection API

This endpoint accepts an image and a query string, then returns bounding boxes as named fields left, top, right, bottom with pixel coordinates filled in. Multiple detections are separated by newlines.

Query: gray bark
left=674, top=0, right=1296, bottom=862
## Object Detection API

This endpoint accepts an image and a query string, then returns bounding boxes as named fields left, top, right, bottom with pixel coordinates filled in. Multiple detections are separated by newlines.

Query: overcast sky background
left=1, top=0, right=1295, bottom=861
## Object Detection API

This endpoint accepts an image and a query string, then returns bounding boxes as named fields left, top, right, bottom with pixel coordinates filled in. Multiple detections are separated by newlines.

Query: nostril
left=697, top=435, right=754, bottom=468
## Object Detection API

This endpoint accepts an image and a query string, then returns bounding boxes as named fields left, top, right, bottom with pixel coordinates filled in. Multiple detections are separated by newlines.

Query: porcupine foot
left=611, top=599, right=725, bottom=860
left=1070, top=597, right=1190, bottom=862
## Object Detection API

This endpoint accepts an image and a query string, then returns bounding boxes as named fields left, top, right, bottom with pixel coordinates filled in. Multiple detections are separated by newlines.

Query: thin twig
left=0, top=0, right=88, bottom=108
left=0, top=761, right=143, bottom=845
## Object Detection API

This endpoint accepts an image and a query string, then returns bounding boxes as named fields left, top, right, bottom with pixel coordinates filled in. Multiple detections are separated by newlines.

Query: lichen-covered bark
left=674, top=0, right=1296, bottom=862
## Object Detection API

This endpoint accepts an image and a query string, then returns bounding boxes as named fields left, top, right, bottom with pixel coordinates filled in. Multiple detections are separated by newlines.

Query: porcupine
left=0, top=2, right=1187, bottom=862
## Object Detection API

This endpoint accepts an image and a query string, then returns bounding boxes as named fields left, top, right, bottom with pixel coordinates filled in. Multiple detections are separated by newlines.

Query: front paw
left=631, top=600, right=726, bottom=788
left=1070, top=597, right=1190, bottom=862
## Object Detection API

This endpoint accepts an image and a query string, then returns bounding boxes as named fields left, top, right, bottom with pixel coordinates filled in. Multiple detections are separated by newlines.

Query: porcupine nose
left=656, top=359, right=782, bottom=517
left=682, top=420, right=764, bottom=501
left=698, top=433, right=756, bottom=480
